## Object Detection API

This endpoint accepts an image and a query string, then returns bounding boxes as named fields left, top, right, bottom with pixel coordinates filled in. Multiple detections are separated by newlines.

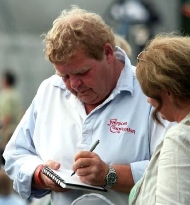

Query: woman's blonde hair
left=136, top=33, right=190, bottom=123
left=43, top=5, right=115, bottom=64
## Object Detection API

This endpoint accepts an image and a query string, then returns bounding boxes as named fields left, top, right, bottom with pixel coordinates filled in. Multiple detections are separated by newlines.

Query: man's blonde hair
left=43, top=5, right=115, bottom=64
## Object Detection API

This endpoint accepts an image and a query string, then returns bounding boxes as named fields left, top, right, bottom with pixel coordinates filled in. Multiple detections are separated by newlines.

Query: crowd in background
left=109, top=0, right=161, bottom=57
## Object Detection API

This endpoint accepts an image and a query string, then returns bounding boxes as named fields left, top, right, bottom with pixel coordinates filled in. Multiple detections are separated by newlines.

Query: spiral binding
left=42, top=166, right=65, bottom=186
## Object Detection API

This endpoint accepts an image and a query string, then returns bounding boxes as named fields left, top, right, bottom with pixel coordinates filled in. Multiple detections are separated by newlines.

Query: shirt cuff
left=13, top=157, right=45, bottom=199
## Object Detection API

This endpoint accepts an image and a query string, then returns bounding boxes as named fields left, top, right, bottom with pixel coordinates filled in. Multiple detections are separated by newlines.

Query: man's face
left=54, top=47, right=115, bottom=106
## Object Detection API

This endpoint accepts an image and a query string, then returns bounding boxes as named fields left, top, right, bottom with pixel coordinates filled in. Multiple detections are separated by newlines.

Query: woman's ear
left=162, top=90, right=172, bottom=101
left=166, top=90, right=173, bottom=102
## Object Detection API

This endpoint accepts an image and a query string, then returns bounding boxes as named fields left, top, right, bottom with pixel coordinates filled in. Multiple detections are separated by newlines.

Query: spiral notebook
left=42, top=166, right=107, bottom=192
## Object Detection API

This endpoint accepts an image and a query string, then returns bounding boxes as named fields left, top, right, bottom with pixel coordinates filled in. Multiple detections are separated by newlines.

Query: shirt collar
left=114, top=46, right=134, bottom=96
left=53, top=75, right=70, bottom=97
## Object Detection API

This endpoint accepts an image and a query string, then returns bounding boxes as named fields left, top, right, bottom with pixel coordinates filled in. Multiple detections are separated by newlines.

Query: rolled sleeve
left=130, top=160, right=149, bottom=183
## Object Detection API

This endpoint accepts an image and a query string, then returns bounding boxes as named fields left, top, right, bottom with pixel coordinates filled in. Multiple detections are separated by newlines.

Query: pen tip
left=71, top=172, right=75, bottom=176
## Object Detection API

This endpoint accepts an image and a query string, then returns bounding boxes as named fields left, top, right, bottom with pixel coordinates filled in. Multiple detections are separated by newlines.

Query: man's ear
left=104, top=43, right=114, bottom=63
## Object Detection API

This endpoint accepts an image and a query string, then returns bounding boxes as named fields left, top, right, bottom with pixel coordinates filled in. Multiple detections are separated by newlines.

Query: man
left=3, top=6, right=174, bottom=205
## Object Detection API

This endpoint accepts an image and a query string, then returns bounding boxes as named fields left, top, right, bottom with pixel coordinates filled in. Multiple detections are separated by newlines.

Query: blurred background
left=0, top=0, right=190, bottom=204
left=0, top=0, right=189, bottom=111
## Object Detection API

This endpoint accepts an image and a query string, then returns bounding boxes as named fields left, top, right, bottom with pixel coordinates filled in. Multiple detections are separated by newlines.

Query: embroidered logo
left=107, top=119, right=135, bottom=134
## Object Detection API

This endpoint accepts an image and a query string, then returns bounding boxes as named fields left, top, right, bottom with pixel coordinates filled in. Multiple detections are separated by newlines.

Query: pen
left=71, top=139, right=100, bottom=176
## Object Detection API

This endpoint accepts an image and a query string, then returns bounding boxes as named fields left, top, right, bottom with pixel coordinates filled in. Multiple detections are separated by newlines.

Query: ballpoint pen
left=71, top=139, right=100, bottom=176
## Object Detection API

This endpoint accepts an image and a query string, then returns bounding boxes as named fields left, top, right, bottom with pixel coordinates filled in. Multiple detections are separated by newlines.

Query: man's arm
left=112, top=164, right=134, bottom=194
left=71, top=151, right=150, bottom=194
left=3, top=99, right=49, bottom=200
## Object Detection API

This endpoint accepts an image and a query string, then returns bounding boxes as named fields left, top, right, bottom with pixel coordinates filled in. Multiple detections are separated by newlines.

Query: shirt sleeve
left=3, top=97, right=49, bottom=200
left=155, top=129, right=190, bottom=204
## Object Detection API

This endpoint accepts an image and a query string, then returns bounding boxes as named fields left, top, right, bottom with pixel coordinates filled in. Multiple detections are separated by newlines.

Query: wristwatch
left=105, top=166, right=118, bottom=188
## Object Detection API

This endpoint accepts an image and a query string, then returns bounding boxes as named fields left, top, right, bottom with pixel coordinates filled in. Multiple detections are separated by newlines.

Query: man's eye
left=80, top=71, right=88, bottom=76
left=63, top=75, right=69, bottom=80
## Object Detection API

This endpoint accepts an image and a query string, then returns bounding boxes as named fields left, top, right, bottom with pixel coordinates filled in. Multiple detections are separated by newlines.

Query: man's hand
left=72, top=151, right=109, bottom=186
left=72, top=152, right=134, bottom=194
left=32, top=160, right=70, bottom=192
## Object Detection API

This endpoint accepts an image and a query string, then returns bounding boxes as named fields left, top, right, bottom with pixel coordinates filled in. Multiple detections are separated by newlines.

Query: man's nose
left=70, top=75, right=82, bottom=90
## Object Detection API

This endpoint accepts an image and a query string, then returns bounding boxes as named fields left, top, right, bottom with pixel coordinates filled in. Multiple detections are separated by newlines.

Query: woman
left=129, top=33, right=190, bottom=204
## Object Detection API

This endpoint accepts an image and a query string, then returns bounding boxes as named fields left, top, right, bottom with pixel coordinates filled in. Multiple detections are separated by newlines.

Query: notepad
left=42, top=166, right=107, bottom=192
